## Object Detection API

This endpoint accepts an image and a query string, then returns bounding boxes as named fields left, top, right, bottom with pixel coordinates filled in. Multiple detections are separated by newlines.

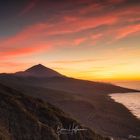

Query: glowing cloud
left=0, top=0, right=140, bottom=80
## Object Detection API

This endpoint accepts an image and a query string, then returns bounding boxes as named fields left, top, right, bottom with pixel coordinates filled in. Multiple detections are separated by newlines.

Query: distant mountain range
left=0, top=64, right=140, bottom=140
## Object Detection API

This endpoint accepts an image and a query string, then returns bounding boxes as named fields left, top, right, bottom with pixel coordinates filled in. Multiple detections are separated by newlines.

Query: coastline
left=109, top=92, right=140, bottom=119
left=0, top=75, right=140, bottom=139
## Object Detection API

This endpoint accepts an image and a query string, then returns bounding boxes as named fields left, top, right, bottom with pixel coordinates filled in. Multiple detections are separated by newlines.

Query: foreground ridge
left=0, top=83, right=108, bottom=140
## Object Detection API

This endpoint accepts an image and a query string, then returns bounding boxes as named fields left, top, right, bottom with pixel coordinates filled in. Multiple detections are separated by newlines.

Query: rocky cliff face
left=0, top=83, right=108, bottom=140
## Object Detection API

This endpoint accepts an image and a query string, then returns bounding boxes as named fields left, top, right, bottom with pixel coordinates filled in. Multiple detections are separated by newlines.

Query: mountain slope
left=15, top=64, right=63, bottom=77
left=0, top=64, right=140, bottom=139
left=0, top=83, right=108, bottom=140
left=0, top=75, right=140, bottom=139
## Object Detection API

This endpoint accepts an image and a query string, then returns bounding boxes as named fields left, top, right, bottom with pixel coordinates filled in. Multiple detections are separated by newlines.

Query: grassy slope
left=0, top=75, right=140, bottom=139
left=0, top=83, right=108, bottom=140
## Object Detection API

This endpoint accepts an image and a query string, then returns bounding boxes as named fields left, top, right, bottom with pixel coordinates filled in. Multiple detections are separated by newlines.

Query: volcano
left=0, top=64, right=140, bottom=139
left=15, top=64, right=63, bottom=77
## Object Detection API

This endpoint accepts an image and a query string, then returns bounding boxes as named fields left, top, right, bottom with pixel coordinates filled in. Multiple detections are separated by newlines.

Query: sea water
left=110, top=81, right=140, bottom=119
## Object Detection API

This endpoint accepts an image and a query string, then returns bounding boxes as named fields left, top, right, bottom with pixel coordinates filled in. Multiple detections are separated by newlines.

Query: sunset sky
left=0, top=0, right=140, bottom=81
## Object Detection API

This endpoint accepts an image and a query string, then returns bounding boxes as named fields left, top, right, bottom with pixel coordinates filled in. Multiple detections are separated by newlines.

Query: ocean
left=110, top=81, right=140, bottom=119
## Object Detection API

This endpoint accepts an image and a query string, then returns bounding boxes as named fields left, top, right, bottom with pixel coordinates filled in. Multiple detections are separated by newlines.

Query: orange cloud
left=91, top=34, right=103, bottom=40
left=0, top=43, right=50, bottom=59
left=0, top=15, right=118, bottom=58
left=46, top=16, right=117, bottom=36
left=2, top=3, right=139, bottom=47
left=0, top=62, right=28, bottom=67
left=1, top=23, right=47, bottom=47
left=0, top=62, right=33, bottom=73
left=115, top=24, right=140, bottom=40
left=51, top=59, right=100, bottom=64
left=0, top=1, right=139, bottom=61
left=74, top=37, right=86, bottom=45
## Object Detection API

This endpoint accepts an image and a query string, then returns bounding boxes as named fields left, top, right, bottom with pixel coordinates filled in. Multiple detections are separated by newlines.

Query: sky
left=0, top=0, right=140, bottom=81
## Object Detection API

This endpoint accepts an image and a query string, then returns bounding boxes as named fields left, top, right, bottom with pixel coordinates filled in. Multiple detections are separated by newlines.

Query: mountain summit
left=15, top=64, right=63, bottom=77
left=26, top=64, right=48, bottom=71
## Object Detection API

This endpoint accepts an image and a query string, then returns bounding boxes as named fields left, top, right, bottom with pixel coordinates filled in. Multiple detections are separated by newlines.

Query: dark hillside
left=0, top=83, right=108, bottom=140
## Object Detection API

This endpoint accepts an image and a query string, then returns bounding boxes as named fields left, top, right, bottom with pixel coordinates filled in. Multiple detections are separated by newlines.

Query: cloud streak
left=0, top=43, right=51, bottom=60
left=51, top=59, right=102, bottom=64
left=19, top=0, right=39, bottom=16
left=0, top=0, right=139, bottom=61
left=115, top=24, right=140, bottom=40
